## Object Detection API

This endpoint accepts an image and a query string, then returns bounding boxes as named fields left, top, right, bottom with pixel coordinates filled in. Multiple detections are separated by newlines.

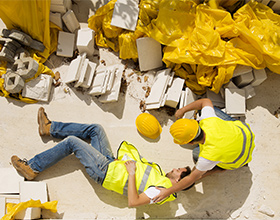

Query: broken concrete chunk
left=251, top=68, right=267, bottom=87
left=165, top=77, right=185, bottom=108
left=232, top=71, right=254, bottom=88
left=258, top=205, right=274, bottom=217
left=136, top=37, right=163, bottom=72
left=225, top=88, right=246, bottom=115
left=183, top=87, right=197, bottom=119
left=233, top=65, right=253, bottom=77
left=50, top=12, right=63, bottom=29
left=4, top=71, right=25, bottom=93
left=77, top=28, right=95, bottom=56
left=243, top=84, right=256, bottom=99
left=62, top=10, right=80, bottom=33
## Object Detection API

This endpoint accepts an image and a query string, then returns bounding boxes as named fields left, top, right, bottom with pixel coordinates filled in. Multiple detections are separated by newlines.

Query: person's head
left=170, top=119, right=204, bottom=145
left=166, top=166, right=194, bottom=190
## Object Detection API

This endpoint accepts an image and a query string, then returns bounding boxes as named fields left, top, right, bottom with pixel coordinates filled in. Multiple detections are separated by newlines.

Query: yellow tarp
left=0, top=0, right=60, bottom=102
left=88, top=0, right=280, bottom=95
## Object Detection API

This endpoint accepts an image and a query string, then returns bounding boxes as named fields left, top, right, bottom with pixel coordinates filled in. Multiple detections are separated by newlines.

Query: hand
left=175, top=109, right=184, bottom=119
left=152, top=187, right=171, bottom=203
left=125, top=160, right=136, bottom=175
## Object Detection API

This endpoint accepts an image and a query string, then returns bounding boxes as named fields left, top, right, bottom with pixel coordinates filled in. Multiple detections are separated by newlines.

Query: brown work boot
left=11, top=155, right=38, bottom=180
left=38, top=107, right=51, bottom=136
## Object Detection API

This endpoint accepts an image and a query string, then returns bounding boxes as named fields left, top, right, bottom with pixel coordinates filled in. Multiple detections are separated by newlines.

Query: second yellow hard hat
left=135, top=113, right=162, bottom=139
left=170, top=118, right=199, bottom=145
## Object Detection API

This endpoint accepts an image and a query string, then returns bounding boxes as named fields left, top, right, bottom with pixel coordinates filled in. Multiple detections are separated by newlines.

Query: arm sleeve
left=144, top=187, right=160, bottom=204
left=195, top=157, right=219, bottom=171
left=199, top=106, right=217, bottom=120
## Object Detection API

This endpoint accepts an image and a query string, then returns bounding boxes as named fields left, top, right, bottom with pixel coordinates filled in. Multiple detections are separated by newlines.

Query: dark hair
left=189, top=128, right=204, bottom=143
left=179, top=166, right=195, bottom=191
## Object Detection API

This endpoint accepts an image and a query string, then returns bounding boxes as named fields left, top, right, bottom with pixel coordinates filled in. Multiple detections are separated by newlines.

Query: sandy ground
left=1, top=1, right=280, bottom=219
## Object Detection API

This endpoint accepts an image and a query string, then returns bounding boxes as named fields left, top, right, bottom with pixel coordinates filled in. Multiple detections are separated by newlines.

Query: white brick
left=110, top=0, right=139, bottom=31
left=0, top=197, right=5, bottom=217
left=88, top=69, right=108, bottom=96
left=77, top=28, right=95, bottom=56
left=251, top=68, right=267, bottom=86
left=57, top=31, right=75, bottom=57
left=50, top=12, right=63, bottom=29
left=22, top=74, right=53, bottom=102
left=225, top=88, right=246, bottom=115
left=165, top=77, right=185, bottom=108
left=232, top=71, right=254, bottom=88
left=15, top=181, right=48, bottom=220
left=0, top=168, right=24, bottom=194
left=62, top=10, right=80, bottom=33
left=243, top=84, right=256, bottom=99
left=83, top=61, right=97, bottom=88
left=183, top=87, right=197, bottom=119
left=136, top=37, right=163, bottom=71
left=64, top=54, right=86, bottom=84
left=233, top=65, right=253, bottom=77
left=99, top=65, right=124, bottom=103
left=206, top=89, right=225, bottom=108
left=179, top=90, right=185, bottom=109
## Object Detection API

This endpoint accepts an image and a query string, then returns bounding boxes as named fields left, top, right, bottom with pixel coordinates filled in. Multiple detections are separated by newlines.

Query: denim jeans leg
left=214, top=106, right=236, bottom=121
left=50, top=122, right=115, bottom=160
left=28, top=136, right=111, bottom=184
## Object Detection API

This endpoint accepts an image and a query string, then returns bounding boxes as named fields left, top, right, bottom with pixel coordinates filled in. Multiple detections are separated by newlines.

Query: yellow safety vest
left=102, top=141, right=177, bottom=205
left=199, top=117, right=255, bottom=170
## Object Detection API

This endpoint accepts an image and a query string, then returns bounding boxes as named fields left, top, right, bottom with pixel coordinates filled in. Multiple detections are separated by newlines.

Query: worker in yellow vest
left=11, top=107, right=192, bottom=207
left=153, top=98, right=255, bottom=203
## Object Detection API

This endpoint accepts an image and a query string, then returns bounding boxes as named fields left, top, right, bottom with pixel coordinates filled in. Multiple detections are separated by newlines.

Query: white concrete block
left=146, top=69, right=171, bottom=105
left=225, top=88, right=246, bottom=115
left=50, top=12, right=63, bottom=29
left=15, top=181, right=48, bottom=220
left=75, top=58, right=89, bottom=88
left=232, top=71, right=254, bottom=88
left=243, top=84, right=256, bottom=99
left=136, top=37, right=163, bottom=72
left=206, top=89, right=225, bottom=108
left=251, top=68, right=267, bottom=87
left=57, top=31, right=75, bottom=57
left=233, top=65, right=253, bottom=77
left=0, top=168, right=24, bottom=194
left=77, top=28, right=95, bottom=56
left=64, top=54, right=86, bottom=84
left=88, top=69, right=108, bottom=96
left=50, top=4, right=66, bottom=13
left=83, top=61, right=97, bottom=88
left=22, top=74, right=53, bottom=102
left=179, top=90, right=185, bottom=109
left=165, top=77, right=185, bottom=108
left=0, top=197, right=5, bottom=217
left=146, top=102, right=161, bottom=110
left=62, top=10, right=80, bottom=33
left=99, top=65, right=124, bottom=103
left=183, top=87, right=197, bottom=119
left=110, top=0, right=139, bottom=31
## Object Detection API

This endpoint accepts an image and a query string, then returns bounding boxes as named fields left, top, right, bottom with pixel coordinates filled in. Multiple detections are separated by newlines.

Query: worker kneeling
left=153, top=98, right=255, bottom=203
left=11, top=108, right=192, bottom=207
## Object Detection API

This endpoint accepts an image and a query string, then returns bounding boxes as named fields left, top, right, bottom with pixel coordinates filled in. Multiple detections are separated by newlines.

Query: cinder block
left=15, top=181, right=48, bottom=220
left=50, top=12, right=63, bottom=29
left=22, top=74, right=53, bottom=102
left=64, top=54, right=86, bottom=84
left=243, top=84, right=256, bottom=99
left=0, top=197, right=5, bottom=217
left=251, top=68, right=267, bottom=86
left=77, top=28, right=95, bottom=56
left=62, top=10, right=80, bottom=33
left=232, top=71, right=254, bottom=88
left=225, top=88, right=246, bottom=115
left=110, top=0, right=139, bottom=31
left=0, top=168, right=24, bottom=194
left=183, top=87, right=197, bottom=119
left=99, top=65, right=124, bottom=103
left=57, top=31, right=75, bottom=57
left=206, top=89, right=225, bottom=108
left=16, top=57, right=39, bottom=80
left=232, top=65, right=253, bottom=77
left=4, top=71, right=25, bottom=94
left=136, top=37, right=163, bottom=72
left=165, top=77, right=185, bottom=108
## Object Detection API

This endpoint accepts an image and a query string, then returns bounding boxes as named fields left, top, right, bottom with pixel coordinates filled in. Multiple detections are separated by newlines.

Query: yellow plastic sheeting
left=0, top=0, right=59, bottom=102
left=1, top=199, right=58, bottom=220
left=88, top=0, right=280, bottom=95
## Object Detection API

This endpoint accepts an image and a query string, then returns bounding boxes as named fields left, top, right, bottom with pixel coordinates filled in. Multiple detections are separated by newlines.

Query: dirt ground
left=1, top=1, right=280, bottom=219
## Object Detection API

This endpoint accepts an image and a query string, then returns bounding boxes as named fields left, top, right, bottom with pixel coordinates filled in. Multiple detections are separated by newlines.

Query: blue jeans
left=192, top=107, right=236, bottom=163
left=28, top=122, right=115, bottom=185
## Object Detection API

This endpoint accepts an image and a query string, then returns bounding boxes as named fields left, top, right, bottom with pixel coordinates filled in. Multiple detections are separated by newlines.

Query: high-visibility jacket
left=199, top=117, right=255, bottom=170
left=102, top=141, right=177, bottom=204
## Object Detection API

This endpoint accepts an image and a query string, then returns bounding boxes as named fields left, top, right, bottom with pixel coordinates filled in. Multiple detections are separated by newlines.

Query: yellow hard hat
left=170, top=119, right=199, bottom=145
left=135, top=113, right=162, bottom=139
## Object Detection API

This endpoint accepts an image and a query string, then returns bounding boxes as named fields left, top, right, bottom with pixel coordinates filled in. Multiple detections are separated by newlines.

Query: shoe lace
left=18, top=158, right=28, bottom=165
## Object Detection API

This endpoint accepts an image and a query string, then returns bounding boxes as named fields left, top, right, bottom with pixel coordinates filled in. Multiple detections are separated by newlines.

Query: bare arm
left=152, top=168, right=206, bottom=203
left=175, top=98, right=213, bottom=119
left=125, top=161, right=150, bottom=207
